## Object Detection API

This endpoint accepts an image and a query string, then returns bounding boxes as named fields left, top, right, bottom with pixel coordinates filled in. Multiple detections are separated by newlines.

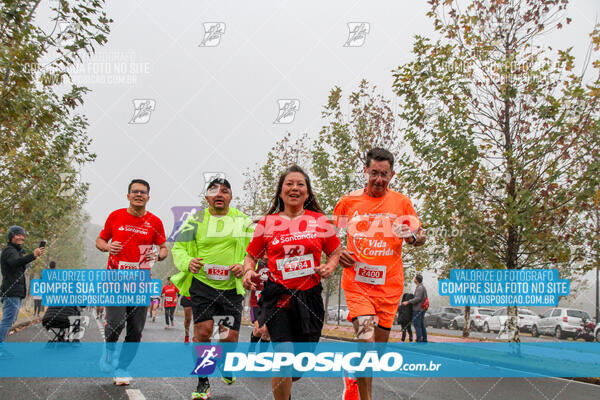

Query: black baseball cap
left=206, top=178, right=231, bottom=192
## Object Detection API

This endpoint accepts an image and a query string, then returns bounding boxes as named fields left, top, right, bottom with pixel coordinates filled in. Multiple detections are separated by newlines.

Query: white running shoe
left=113, top=370, right=131, bottom=386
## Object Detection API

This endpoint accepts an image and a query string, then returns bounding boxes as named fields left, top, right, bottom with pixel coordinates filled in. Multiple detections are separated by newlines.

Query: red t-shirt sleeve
left=152, top=216, right=167, bottom=245
left=161, top=286, right=166, bottom=295
left=99, top=211, right=115, bottom=241
left=320, top=216, right=341, bottom=255
left=246, top=217, right=267, bottom=259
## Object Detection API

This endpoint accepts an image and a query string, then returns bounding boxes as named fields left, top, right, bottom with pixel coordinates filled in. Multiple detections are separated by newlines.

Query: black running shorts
left=189, top=278, right=243, bottom=331
left=180, top=295, right=192, bottom=308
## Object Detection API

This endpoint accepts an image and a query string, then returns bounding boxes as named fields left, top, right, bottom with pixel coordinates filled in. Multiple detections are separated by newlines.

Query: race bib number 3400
left=355, top=263, right=386, bottom=285
left=277, top=254, right=315, bottom=280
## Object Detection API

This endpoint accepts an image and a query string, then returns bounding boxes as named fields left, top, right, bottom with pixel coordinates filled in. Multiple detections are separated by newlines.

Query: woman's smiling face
left=280, top=172, right=309, bottom=209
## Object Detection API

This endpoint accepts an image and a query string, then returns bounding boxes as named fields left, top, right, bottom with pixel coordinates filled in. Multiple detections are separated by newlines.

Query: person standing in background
left=402, top=274, right=428, bottom=342
left=0, top=226, right=44, bottom=355
left=397, top=292, right=414, bottom=342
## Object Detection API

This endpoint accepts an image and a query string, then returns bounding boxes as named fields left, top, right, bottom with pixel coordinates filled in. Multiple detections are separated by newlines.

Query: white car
left=515, top=308, right=540, bottom=332
left=449, top=307, right=495, bottom=331
left=482, top=308, right=540, bottom=333
left=531, top=308, right=592, bottom=339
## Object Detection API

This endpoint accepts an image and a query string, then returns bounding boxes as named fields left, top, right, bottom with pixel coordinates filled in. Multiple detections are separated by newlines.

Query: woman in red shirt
left=161, top=277, right=179, bottom=329
left=243, top=165, right=341, bottom=400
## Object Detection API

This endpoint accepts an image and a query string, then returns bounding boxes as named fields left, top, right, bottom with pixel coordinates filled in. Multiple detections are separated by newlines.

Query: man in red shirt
left=95, top=179, right=168, bottom=386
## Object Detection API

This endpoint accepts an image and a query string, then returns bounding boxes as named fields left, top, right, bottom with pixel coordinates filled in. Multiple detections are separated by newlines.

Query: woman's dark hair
left=266, top=165, right=324, bottom=215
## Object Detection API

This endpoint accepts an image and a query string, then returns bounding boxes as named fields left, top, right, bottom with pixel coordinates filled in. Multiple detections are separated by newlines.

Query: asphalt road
left=1, top=309, right=599, bottom=400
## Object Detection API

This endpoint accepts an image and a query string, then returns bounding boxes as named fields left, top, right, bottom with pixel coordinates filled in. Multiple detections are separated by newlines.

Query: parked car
left=424, top=307, right=462, bottom=329
left=482, top=308, right=540, bottom=333
left=595, top=322, right=600, bottom=342
left=449, top=308, right=495, bottom=331
left=531, top=308, right=591, bottom=339
left=516, top=308, right=540, bottom=332
left=328, top=305, right=349, bottom=322
left=326, top=306, right=338, bottom=321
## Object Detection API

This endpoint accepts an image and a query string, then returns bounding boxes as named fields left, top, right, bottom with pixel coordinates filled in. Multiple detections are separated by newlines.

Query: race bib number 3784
left=277, top=254, right=315, bottom=280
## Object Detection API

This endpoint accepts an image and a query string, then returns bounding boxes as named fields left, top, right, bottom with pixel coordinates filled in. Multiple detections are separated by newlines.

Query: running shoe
left=343, top=376, right=359, bottom=400
left=165, top=325, right=169, bottom=330
left=184, top=335, right=190, bottom=343
left=192, top=377, right=210, bottom=399
left=221, top=376, right=235, bottom=385
left=113, top=369, right=131, bottom=386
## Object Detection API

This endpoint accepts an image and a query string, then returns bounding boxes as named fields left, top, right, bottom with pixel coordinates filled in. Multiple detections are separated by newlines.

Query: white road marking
left=126, top=388, right=147, bottom=400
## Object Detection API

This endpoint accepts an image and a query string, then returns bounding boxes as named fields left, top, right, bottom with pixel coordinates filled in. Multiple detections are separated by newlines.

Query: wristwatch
left=409, top=233, right=417, bottom=244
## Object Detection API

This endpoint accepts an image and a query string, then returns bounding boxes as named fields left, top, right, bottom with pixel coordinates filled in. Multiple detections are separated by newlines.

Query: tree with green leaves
left=239, top=132, right=311, bottom=218
left=392, top=0, right=600, bottom=340
left=0, top=1, right=111, bottom=249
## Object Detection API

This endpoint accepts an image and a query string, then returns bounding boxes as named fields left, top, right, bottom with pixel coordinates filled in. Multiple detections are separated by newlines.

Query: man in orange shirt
left=333, top=148, right=426, bottom=400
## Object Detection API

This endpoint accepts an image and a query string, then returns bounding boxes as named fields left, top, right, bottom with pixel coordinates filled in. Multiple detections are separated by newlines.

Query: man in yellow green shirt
left=171, top=178, right=253, bottom=400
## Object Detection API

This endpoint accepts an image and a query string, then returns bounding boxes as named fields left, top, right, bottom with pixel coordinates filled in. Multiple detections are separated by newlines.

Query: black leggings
left=165, top=306, right=175, bottom=325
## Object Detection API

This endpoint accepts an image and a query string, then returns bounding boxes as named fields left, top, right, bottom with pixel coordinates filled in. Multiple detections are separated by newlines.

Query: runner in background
left=333, top=149, right=426, bottom=400
left=171, top=178, right=253, bottom=400
left=180, top=294, right=193, bottom=343
left=95, top=306, right=104, bottom=320
left=161, top=276, right=179, bottom=329
left=148, top=296, right=160, bottom=322
left=248, top=258, right=270, bottom=343
left=95, top=179, right=168, bottom=386
left=243, top=165, right=341, bottom=400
